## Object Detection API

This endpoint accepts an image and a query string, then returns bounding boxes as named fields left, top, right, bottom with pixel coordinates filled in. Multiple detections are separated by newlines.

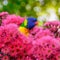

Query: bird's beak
left=35, top=21, right=39, bottom=26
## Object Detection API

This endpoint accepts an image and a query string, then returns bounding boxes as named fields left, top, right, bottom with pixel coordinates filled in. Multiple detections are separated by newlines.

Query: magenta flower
left=34, top=36, right=60, bottom=59
left=2, top=15, right=25, bottom=26
left=44, top=21, right=60, bottom=38
left=30, top=26, right=54, bottom=40
left=0, top=12, right=60, bottom=60
left=2, top=55, right=9, bottom=60
left=0, top=12, right=9, bottom=20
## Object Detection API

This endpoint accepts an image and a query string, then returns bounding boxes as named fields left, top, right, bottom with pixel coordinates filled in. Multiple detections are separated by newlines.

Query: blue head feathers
left=20, top=17, right=37, bottom=29
left=26, top=17, right=37, bottom=29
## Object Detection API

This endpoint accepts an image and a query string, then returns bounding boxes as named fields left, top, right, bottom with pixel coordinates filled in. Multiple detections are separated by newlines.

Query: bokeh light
left=0, top=0, right=60, bottom=20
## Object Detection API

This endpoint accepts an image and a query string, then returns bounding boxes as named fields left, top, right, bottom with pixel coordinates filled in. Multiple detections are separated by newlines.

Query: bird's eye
left=32, top=20, right=36, bottom=22
left=32, top=20, right=34, bottom=22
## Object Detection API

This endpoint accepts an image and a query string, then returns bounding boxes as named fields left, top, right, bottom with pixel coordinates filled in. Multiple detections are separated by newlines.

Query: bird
left=26, top=17, right=38, bottom=29
left=20, top=17, right=38, bottom=29
left=18, top=17, right=38, bottom=36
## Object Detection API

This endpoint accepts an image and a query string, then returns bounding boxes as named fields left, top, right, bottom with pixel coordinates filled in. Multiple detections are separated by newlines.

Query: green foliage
left=0, top=0, right=60, bottom=19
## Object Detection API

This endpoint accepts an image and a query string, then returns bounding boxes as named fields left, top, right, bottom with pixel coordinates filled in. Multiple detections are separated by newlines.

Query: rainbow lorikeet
left=20, top=17, right=37, bottom=29
left=19, top=17, right=38, bottom=36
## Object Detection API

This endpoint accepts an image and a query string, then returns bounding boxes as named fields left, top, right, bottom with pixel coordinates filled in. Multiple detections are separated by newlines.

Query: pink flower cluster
left=0, top=12, right=8, bottom=20
left=0, top=12, right=60, bottom=60
left=44, top=21, right=60, bottom=38
left=0, top=24, right=33, bottom=60
left=0, top=12, right=25, bottom=26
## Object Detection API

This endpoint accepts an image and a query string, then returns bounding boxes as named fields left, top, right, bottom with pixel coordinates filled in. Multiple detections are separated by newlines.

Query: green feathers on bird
left=20, top=19, right=27, bottom=27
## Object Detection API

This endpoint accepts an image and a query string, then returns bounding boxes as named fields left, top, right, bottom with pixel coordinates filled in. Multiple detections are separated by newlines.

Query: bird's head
left=26, top=17, right=38, bottom=29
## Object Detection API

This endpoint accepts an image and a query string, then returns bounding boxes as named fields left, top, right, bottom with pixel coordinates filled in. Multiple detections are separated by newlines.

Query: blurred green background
left=0, top=0, right=60, bottom=21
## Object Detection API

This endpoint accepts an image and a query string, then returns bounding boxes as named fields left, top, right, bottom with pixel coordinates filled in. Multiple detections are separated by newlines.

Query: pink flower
left=30, top=26, right=54, bottom=40
left=0, top=12, right=60, bottom=60
left=0, top=12, right=9, bottom=20
left=44, top=21, right=60, bottom=38
left=1, top=46, right=9, bottom=54
left=34, top=36, right=60, bottom=59
left=0, top=24, right=17, bottom=43
left=55, top=53, right=60, bottom=60
left=2, top=55, right=9, bottom=60
left=2, top=15, right=25, bottom=26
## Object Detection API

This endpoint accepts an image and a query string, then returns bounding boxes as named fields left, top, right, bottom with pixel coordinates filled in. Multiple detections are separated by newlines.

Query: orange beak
left=35, top=21, right=38, bottom=25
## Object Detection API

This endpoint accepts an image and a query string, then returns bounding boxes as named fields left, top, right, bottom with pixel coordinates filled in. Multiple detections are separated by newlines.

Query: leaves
left=0, top=0, right=60, bottom=19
